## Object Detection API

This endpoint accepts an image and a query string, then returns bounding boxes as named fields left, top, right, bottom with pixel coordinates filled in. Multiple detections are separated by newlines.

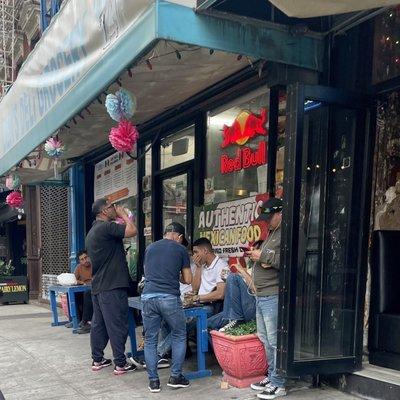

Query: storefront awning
left=269, top=0, right=400, bottom=18
left=0, top=0, right=323, bottom=178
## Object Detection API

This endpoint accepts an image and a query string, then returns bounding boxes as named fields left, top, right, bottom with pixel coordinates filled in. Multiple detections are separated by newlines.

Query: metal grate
left=40, top=185, right=69, bottom=277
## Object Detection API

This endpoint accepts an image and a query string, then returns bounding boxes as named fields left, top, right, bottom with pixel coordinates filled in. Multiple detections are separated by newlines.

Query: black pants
left=76, top=290, right=93, bottom=323
left=90, top=288, right=128, bottom=367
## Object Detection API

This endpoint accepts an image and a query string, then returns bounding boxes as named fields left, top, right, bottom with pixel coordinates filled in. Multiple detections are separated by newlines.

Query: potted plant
left=211, top=321, right=268, bottom=389
left=0, top=260, right=29, bottom=304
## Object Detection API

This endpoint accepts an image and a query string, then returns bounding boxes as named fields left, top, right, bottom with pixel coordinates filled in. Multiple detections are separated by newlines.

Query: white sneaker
left=219, top=320, right=238, bottom=332
left=257, top=386, right=287, bottom=399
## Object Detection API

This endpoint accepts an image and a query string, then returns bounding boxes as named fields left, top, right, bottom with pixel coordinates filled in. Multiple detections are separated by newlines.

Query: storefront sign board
left=194, top=193, right=269, bottom=257
left=94, top=152, right=137, bottom=202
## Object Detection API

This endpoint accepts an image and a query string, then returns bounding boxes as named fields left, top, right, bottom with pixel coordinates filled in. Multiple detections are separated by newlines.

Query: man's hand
left=247, top=248, right=262, bottom=262
left=183, top=292, right=199, bottom=307
left=193, top=253, right=203, bottom=267
left=115, top=205, right=128, bottom=218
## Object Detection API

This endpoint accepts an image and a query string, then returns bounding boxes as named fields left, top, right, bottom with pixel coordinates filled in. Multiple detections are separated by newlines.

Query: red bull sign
left=220, top=108, right=268, bottom=174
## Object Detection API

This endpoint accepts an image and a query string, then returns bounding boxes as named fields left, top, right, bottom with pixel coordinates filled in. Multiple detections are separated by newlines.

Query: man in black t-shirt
left=86, top=198, right=137, bottom=375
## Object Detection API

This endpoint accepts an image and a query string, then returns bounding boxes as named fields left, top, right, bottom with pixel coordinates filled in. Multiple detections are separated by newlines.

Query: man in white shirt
left=189, top=237, right=229, bottom=315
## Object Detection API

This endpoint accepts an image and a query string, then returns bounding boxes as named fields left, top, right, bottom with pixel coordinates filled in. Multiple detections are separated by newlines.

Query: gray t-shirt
left=253, top=226, right=281, bottom=296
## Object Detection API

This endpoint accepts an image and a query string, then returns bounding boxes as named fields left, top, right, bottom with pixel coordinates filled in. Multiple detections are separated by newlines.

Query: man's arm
left=191, top=265, right=202, bottom=293
left=181, top=266, right=193, bottom=284
left=198, top=282, right=225, bottom=302
left=115, top=206, right=137, bottom=238
left=74, top=266, right=84, bottom=285
left=235, top=264, right=256, bottom=292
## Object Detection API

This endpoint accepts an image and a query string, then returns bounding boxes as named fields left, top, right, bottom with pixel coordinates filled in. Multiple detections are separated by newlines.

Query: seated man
left=208, top=261, right=256, bottom=332
left=188, top=237, right=229, bottom=316
left=73, top=250, right=93, bottom=334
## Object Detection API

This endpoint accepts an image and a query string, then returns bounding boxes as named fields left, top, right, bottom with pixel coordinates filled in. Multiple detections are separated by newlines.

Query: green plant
left=225, top=320, right=257, bottom=336
left=0, top=260, right=15, bottom=276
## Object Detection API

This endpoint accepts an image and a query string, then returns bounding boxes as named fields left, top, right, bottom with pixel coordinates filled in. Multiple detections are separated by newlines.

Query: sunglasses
left=104, top=203, right=115, bottom=212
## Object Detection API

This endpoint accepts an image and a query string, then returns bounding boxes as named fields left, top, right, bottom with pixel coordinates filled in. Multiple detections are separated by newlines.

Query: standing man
left=248, top=197, right=287, bottom=399
left=142, top=222, right=192, bottom=393
left=86, top=198, right=137, bottom=375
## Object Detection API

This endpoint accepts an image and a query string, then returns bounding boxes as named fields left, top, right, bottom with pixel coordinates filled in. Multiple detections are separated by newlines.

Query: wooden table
left=127, top=296, right=212, bottom=380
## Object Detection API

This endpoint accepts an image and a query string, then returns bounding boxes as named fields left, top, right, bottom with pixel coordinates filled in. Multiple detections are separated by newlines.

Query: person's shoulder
left=216, top=256, right=229, bottom=268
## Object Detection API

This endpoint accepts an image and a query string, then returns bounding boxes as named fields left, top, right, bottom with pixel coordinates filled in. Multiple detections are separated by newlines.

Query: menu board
left=94, top=152, right=137, bottom=202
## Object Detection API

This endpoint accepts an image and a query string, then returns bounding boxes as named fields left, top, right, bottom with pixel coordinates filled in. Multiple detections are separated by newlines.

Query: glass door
left=161, top=173, right=189, bottom=235
left=277, top=84, right=373, bottom=376
left=154, top=164, right=194, bottom=244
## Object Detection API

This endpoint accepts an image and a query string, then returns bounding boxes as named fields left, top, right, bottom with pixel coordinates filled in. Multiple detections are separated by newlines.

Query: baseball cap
left=257, top=197, right=283, bottom=221
left=164, top=222, right=188, bottom=247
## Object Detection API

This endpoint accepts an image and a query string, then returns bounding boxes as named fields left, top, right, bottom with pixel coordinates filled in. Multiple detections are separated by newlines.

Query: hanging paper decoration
left=6, top=190, right=23, bottom=209
left=44, top=137, right=65, bottom=158
left=109, top=120, right=139, bottom=153
left=105, top=88, right=136, bottom=122
left=5, top=173, right=21, bottom=190
left=44, top=137, right=65, bottom=178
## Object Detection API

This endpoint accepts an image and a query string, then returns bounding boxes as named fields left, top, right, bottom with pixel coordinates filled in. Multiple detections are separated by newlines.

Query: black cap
left=92, top=198, right=108, bottom=217
left=257, top=197, right=283, bottom=221
left=164, top=222, right=188, bottom=247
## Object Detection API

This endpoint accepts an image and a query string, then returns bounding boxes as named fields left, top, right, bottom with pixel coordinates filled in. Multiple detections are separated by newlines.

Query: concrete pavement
left=0, top=303, right=362, bottom=400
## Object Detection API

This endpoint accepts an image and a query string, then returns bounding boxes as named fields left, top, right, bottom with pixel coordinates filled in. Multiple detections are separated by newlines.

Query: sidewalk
left=0, top=303, right=362, bottom=400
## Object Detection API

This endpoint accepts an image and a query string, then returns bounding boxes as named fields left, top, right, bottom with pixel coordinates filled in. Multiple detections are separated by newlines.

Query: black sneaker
left=251, top=376, right=271, bottom=391
left=148, top=379, right=161, bottom=393
left=167, top=374, right=190, bottom=389
left=157, top=358, right=170, bottom=369
left=113, top=362, right=137, bottom=375
left=91, top=358, right=112, bottom=371
left=129, top=357, right=146, bottom=369
left=76, top=323, right=91, bottom=334
left=257, top=386, right=287, bottom=399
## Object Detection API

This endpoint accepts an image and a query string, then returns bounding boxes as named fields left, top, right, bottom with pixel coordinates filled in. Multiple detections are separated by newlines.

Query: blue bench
left=127, top=296, right=212, bottom=380
left=48, top=284, right=91, bottom=333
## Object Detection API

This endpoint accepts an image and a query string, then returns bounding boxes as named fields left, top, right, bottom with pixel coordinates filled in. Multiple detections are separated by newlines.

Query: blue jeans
left=256, top=295, right=285, bottom=388
left=207, top=274, right=256, bottom=330
left=142, top=295, right=186, bottom=381
left=157, top=305, right=214, bottom=356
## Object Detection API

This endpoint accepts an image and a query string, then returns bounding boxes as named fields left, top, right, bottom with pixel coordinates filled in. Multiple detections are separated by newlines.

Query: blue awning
left=0, top=0, right=323, bottom=177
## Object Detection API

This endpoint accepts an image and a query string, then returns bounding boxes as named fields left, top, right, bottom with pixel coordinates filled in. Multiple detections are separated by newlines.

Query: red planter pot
left=211, top=330, right=268, bottom=388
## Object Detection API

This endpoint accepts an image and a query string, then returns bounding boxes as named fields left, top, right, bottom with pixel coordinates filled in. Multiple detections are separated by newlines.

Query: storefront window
left=372, top=7, right=400, bottom=84
left=161, top=125, right=195, bottom=169
left=205, top=89, right=269, bottom=204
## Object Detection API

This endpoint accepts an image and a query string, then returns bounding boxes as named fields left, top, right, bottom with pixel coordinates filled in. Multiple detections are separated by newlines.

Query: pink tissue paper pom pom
left=109, top=120, right=139, bottom=153
left=6, top=190, right=23, bottom=209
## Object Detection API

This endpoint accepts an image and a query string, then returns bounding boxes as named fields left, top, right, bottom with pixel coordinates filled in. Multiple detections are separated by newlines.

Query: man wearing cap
left=248, top=197, right=287, bottom=399
left=86, top=198, right=137, bottom=375
left=142, top=222, right=193, bottom=393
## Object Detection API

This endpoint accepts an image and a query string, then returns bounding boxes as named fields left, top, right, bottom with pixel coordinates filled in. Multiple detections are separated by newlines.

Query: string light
left=236, top=54, right=243, bottom=61
left=209, top=49, right=214, bottom=55
left=128, top=68, right=133, bottom=78
left=146, top=59, right=153, bottom=70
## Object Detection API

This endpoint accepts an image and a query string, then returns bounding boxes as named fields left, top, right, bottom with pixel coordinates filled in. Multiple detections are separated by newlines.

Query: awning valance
left=0, top=0, right=323, bottom=177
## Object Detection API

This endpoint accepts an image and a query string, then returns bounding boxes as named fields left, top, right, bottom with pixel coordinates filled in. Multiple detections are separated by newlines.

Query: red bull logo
left=221, top=108, right=268, bottom=149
